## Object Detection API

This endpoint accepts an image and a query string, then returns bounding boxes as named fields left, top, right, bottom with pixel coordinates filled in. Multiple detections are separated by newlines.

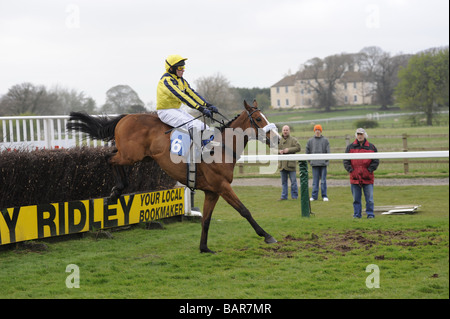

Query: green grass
left=0, top=185, right=448, bottom=299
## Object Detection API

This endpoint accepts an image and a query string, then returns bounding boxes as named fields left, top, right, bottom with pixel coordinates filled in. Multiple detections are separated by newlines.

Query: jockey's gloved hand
left=208, top=105, right=218, bottom=113
left=200, top=107, right=213, bottom=118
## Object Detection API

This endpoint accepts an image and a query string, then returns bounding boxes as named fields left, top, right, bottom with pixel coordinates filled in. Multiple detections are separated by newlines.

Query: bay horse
left=67, top=100, right=280, bottom=253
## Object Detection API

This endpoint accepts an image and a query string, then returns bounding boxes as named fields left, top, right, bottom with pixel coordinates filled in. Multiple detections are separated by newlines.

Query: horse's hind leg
left=106, top=149, right=129, bottom=200
left=219, top=184, right=277, bottom=244
left=110, top=164, right=128, bottom=200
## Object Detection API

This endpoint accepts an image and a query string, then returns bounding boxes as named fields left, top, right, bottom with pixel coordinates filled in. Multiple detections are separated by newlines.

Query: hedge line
left=0, top=147, right=176, bottom=209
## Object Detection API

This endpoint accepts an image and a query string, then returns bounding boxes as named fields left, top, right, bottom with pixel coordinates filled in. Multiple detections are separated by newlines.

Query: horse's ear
left=253, top=100, right=258, bottom=108
left=243, top=100, right=251, bottom=110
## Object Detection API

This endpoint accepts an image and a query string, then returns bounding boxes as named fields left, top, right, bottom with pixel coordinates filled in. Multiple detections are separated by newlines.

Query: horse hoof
left=265, top=236, right=277, bottom=244
left=200, top=248, right=216, bottom=254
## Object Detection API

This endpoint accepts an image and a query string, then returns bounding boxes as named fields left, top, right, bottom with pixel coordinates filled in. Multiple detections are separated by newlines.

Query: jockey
left=157, top=54, right=219, bottom=147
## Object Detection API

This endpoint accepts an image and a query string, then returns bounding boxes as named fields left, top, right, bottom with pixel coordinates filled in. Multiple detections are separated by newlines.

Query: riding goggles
left=176, top=65, right=185, bottom=71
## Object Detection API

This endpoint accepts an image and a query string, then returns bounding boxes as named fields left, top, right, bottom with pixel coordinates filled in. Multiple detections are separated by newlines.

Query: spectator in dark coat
left=278, top=125, right=301, bottom=200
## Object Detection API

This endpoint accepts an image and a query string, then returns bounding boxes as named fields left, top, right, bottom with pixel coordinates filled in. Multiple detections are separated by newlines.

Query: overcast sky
left=1, top=0, right=448, bottom=109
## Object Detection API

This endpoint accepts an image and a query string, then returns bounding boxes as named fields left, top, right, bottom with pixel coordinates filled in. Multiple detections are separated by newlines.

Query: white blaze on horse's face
left=259, top=112, right=281, bottom=147
left=260, top=113, right=280, bottom=136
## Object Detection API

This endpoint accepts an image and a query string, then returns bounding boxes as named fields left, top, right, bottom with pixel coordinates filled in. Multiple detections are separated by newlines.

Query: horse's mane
left=219, top=113, right=241, bottom=132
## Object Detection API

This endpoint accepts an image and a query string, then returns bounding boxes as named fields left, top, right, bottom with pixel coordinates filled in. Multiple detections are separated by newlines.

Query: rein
left=214, top=107, right=262, bottom=131
left=211, top=107, right=276, bottom=160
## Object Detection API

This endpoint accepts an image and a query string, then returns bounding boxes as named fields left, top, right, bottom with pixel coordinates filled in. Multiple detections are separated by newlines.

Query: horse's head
left=243, top=100, right=281, bottom=148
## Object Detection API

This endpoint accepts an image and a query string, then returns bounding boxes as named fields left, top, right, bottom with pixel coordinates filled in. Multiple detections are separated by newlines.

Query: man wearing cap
left=343, top=128, right=379, bottom=218
left=306, top=124, right=330, bottom=201
left=157, top=54, right=219, bottom=146
left=278, top=125, right=301, bottom=200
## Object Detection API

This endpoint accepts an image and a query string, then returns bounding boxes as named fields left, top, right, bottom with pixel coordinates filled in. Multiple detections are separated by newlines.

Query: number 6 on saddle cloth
left=170, top=129, right=191, bottom=157
left=170, top=127, right=206, bottom=156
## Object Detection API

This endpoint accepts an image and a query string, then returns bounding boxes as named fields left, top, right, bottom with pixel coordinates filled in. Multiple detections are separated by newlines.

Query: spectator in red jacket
left=343, top=128, right=379, bottom=218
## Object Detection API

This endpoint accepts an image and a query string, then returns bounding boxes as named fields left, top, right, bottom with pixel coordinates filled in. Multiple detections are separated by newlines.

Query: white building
left=271, top=70, right=375, bottom=109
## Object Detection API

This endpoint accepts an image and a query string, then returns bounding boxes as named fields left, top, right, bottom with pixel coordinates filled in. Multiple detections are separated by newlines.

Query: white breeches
left=157, top=108, right=209, bottom=132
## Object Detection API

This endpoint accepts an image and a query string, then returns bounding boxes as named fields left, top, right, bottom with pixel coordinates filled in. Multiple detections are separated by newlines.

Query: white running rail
left=238, top=151, right=449, bottom=162
left=2, top=115, right=449, bottom=161
left=0, top=115, right=112, bottom=151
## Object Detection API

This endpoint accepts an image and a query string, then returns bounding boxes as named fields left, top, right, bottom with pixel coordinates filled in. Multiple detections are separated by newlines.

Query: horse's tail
left=66, top=112, right=127, bottom=141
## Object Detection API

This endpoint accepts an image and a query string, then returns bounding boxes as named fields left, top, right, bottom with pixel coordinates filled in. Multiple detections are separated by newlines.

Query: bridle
left=246, top=106, right=260, bottom=128
left=204, top=107, right=279, bottom=160
left=245, top=106, right=278, bottom=145
left=213, top=106, right=279, bottom=145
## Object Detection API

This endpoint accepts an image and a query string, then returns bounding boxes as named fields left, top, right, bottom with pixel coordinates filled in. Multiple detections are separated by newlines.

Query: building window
left=277, top=99, right=280, bottom=107
left=353, top=82, right=357, bottom=89
left=276, top=87, right=280, bottom=93
left=286, top=99, right=289, bottom=106
left=353, top=95, right=358, bottom=102
left=301, top=89, right=304, bottom=95
left=344, top=96, right=348, bottom=103
left=344, top=83, right=347, bottom=90
left=285, top=86, right=289, bottom=93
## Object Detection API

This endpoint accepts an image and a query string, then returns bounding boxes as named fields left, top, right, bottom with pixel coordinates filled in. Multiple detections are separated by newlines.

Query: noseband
left=246, top=107, right=277, bottom=145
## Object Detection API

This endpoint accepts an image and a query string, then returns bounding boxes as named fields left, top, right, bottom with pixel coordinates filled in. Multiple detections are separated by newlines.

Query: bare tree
left=51, top=85, right=96, bottom=114
left=303, top=54, right=352, bottom=111
left=359, top=46, right=411, bottom=110
left=195, top=73, right=241, bottom=117
left=0, top=82, right=59, bottom=115
left=101, top=85, right=145, bottom=113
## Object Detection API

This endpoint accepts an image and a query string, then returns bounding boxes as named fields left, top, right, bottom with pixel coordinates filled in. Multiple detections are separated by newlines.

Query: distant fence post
left=402, top=133, right=409, bottom=174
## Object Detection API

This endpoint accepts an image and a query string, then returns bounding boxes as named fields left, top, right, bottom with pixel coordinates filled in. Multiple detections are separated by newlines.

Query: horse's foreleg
left=199, top=191, right=220, bottom=253
left=219, top=184, right=277, bottom=244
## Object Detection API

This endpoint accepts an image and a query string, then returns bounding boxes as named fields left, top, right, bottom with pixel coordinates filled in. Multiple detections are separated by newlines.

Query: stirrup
left=201, top=135, right=220, bottom=156
left=201, top=135, right=220, bottom=147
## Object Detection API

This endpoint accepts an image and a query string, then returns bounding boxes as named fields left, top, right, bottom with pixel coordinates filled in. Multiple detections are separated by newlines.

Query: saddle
left=169, top=128, right=219, bottom=191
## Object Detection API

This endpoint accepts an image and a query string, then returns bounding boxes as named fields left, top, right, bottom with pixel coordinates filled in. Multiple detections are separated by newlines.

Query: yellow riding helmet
left=165, top=54, right=188, bottom=72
